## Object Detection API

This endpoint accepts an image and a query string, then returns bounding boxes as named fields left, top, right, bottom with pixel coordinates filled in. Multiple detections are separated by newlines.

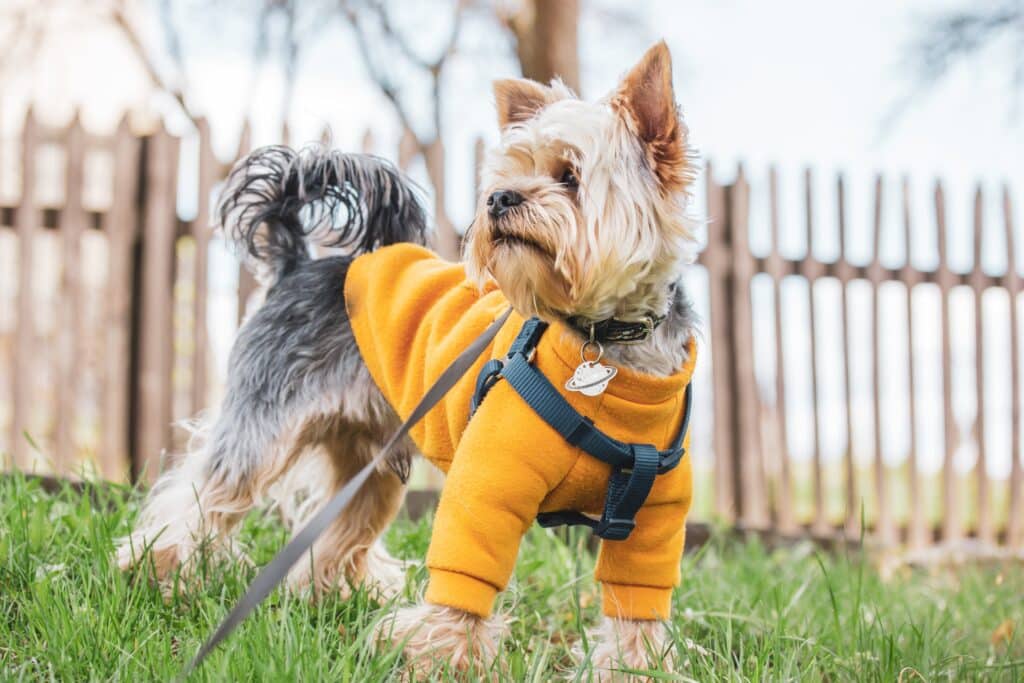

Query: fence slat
left=11, top=109, right=38, bottom=470
left=704, top=162, right=736, bottom=520
left=804, top=169, right=827, bottom=533
left=1005, top=186, right=1022, bottom=549
left=101, top=115, right=141, bottom=481
left=971, top=186, right=993, bottom=543
left=902, top=177, right=927, bottom=548
left=869, top=176, right=895, bottom=543
left=935, top=181, right=961, bottom=542
left=133, top=125, right=180, bottom=483
left=767, top=167, right=795, bottom=532
left=235, top=120, right=257, bottom=324
left=190, top=118, right=216, bottom=415
left=730, top=166, right=768, bottom=527
left=55, top=113, right=87, bottom=476
left=473, top=137, right=486, bottom=215
left=836, top=174, right=859, bottom=537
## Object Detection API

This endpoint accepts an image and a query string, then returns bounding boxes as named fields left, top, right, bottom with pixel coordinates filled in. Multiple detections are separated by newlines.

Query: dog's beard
left=466, top=207, right=575, bottom=321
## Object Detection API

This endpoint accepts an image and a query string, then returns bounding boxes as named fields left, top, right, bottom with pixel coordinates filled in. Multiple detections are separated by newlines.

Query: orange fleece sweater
left=345, top=244, right=695, bottom=620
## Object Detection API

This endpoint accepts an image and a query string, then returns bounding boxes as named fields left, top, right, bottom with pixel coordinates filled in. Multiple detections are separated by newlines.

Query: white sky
left=4, top=0, right=1024, bottom=478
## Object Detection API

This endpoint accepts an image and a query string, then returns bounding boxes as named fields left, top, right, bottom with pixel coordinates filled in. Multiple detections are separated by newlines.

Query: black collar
left=566, top=313, right=666, bottom=344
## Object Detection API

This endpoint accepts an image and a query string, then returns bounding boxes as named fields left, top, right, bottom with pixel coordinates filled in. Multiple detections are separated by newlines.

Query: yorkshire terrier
left=117, top=41, right=700, bottom=678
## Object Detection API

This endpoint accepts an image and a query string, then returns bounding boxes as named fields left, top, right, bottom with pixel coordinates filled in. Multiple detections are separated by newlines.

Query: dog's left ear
left=614, top=41, right=690, bottom=191
left=494, top=79, right=566, bottom=129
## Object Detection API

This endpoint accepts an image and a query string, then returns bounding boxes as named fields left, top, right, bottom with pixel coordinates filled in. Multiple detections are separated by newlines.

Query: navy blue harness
left=470, top=317, right=693, bottom=541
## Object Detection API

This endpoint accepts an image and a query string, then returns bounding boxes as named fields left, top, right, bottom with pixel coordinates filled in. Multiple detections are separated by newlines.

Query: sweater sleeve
left=593, top=439, right=693, bottom=620
left=424, top=380, right=577, bottom=618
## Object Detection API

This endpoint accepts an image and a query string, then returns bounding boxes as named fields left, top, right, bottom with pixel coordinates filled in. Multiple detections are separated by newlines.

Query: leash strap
left=182, top=306, right=513, bottom=677
left=473, top=317, right=693, bottom=541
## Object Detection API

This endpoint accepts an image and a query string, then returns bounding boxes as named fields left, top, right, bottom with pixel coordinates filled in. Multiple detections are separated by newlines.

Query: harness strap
left=475, top=317, right=693, bottom=541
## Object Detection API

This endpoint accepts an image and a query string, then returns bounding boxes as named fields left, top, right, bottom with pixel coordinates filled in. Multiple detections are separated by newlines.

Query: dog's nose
left=487, top=190, right=524, bottom=218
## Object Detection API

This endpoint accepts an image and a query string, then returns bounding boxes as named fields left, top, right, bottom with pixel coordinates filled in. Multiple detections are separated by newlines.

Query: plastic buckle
left=507, top=347, right=536, bottom=364
left=595, top=517, right=636, bottom=541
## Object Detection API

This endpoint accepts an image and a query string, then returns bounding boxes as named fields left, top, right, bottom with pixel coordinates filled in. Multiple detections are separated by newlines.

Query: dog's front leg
left=376, top=393, right=568, bottom=676
left=583, top=460, right=694, bottom=678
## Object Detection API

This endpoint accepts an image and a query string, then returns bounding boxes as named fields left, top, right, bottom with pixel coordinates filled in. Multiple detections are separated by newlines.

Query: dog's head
left=465, top=41, right=697, bottom=324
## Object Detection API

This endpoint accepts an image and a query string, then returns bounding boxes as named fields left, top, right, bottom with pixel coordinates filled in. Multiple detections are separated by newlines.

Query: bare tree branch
left=109, top=0, right=200, bottom=126
left=908, top=1, right=1023, bottom=88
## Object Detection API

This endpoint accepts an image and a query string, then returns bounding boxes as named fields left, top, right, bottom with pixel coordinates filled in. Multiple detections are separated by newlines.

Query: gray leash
left=182, top=306, right=513, bottom=677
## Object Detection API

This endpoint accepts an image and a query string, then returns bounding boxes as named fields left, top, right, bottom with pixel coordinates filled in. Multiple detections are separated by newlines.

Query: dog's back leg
left=282, top=420, right=411, bottom=599
left=114, top=400, right=305, bottom=583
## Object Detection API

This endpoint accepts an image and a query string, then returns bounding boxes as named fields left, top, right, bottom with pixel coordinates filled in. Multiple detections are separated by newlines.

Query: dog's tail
left=218, top=144, right=428, bottom=287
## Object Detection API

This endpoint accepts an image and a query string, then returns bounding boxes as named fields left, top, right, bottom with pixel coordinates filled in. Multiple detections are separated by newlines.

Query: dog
left=117, top=41, right=700, bottom=679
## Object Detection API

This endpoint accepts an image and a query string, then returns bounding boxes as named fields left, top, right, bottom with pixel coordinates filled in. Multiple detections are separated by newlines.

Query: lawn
left=1, top=472, right=1022, bottom=681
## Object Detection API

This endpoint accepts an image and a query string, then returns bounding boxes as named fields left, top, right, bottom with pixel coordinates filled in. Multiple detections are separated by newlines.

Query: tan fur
left=494, top=78, right=573, bottom=129
left=465, top=44, right=698, bottom=325
left=384, top=41, right=701, bottom=675
left=611, top=41, right=695, bottom=194
left=580, top=617, right=675, bottom=681
left=120, top=40, right=701, bottom=677
left=284, top=424, right=406, bottom=597
left=374, top=604, right=505, bottom=680
left=117, top=413, right=407, bottom=599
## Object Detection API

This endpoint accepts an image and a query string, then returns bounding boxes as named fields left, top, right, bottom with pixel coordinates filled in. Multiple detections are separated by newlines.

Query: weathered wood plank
left=56, top=113, right=87, bottom=475
left=836, top=174, right=860, bottom=538
left=235, top=120, right=258, bottom=324
left=730, top=166, right=768, bottom=527
left=1005, top=186, right=1022, bottom=549
left=970, top=186, right=992, bottom=543
left=869, top=175, right=895, bottom=543
left=473, top=137, right=486, bottom=214
left=133, top=125, right=180, bottom=483
left=190, top=118, right=216, bottom=415
left=11, top=109, right=38, bottom=469
left=101, top=115, right=140, bottom=482
left=902, top=177, right=927, bottom=548
left=704, top=162, right=736, bottom=520
left=767, top=166, right=796, bottom=532
left=804, top=169, right=827, bottom=533
left=935, top=181, right=961, bottom=542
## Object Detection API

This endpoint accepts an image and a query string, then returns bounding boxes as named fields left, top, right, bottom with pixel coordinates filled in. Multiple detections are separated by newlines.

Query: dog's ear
left=614, top=41, right=690, bottom=191
left=494, top=79, right=562, bottom=128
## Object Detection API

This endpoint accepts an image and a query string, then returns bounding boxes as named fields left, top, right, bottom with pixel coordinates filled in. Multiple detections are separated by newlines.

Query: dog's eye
left=560, top=168, right=579, bottom=190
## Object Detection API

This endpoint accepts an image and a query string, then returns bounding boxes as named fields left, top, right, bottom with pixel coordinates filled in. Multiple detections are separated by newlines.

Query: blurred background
left=1, top=0, right=1022, bottom=549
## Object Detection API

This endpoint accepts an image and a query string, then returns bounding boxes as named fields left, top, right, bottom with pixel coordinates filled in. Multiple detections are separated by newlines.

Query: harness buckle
left=595, top=517, right=636, bottom=541
left=507, top=347, right=536, bottom=364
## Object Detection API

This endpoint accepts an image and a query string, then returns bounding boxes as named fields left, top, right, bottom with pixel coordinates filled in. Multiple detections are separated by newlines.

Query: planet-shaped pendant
left=565, top=360, right=618, bottom=396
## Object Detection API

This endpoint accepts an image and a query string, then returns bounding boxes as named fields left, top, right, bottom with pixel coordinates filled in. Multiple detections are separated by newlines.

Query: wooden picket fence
left=701, top=163, right=1022, bottom=549
left=0, top=112, right=1021, bottom=549
left=0, top=111, right=257, bottom=483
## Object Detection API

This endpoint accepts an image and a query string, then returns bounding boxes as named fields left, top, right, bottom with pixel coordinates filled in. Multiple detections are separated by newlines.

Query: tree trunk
left=424, top=138, right=461, bottom=260
left=510, top=0, right=580, bottom=93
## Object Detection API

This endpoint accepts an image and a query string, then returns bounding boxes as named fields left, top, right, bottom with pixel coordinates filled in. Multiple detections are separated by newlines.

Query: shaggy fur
left=117, top=41, right=700, bottom=677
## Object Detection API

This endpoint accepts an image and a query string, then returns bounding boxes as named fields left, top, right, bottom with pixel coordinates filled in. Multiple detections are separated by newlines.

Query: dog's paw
left=577, top=617, right=675, bottom=681
left=285, top=542, right=406, bottom=602
left=363, top=541, right=407, bottom=601
left=374, top=603, right=504, bottom=680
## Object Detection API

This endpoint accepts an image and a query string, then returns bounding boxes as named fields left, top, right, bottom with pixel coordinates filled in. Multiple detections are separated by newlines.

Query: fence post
left=56, top=112, right=87, bottom=475
left=190, top=118, right=216, bottom=415
left=130, top=124, right=180, bottom=483
left=729, top=166, right=768, bottom=527
left=704, top=162, right=740, bottom=522
left=102, top=115, right=141, bottom=481
left=11, top=109, right=38, bottom=470
left=235, top=120, right=257, bottom=324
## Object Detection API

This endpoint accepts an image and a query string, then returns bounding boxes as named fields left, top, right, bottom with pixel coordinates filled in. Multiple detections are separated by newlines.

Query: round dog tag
left=565, top=360, right=618, bottom=396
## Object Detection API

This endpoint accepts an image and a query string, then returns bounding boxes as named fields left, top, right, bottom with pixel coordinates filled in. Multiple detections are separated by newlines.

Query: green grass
left=1, top=472, right=1022, bottom=681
